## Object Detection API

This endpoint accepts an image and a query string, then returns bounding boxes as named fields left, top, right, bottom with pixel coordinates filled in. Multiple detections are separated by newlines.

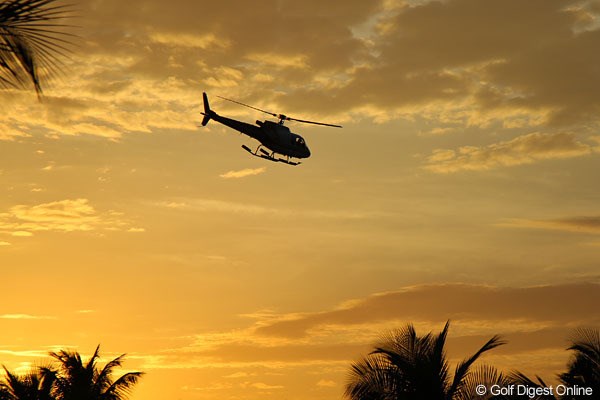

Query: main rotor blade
left=216, top=96, right=277, bottom=117
left=285, top=117, right=342, bottom=128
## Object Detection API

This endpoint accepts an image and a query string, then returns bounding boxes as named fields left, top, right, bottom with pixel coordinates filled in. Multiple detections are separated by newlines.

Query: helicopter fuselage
left=200, top=91, right=340, bottom=165
left=208, top=111, right=311, bottom=159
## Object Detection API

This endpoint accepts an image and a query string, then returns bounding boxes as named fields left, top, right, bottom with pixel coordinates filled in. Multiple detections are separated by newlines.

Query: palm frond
left=566, top=328, right=600, bottom=366
left=456, top=364, right=510, bottom=400
left=447, top=335, right=506, bottom=398
left=507, top=371, right=557, bottom=400
left=94, top=354, right=125, bottom=393
left=345, top=354, right=396, bottom=400
left=101, top=372, right=144, bottom=400
left=559, top=328, right=600, bottom=394
left=0, top=0, right=75, bottom=95
left=432, top=320, right=451, bottom=392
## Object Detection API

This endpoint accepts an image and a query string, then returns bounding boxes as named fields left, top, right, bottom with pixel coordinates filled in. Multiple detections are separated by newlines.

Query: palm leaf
left=101, top=372, right=145, bottom=400
left=94, top=353, right=125, bottom=393
left=447, top=335, right=506, bottom=398
left=456, top=364, right=510, bottom=400
left=346, top=354, right=397, bottom=400
left=0, top=0, right=75, bottom=95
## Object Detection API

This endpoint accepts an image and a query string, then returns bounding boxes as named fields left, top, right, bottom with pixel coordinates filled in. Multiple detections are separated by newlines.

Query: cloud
left=156, top=198, right=390, bottom=220
left=127, top=282, right=598, bottom=374
left=246, top=382, right=284, bottom=390
left=148, top=32, right=230, bottom=49
left=316, top=379, right=336, bottom=388
left=223, top=372, right=256, bottom=379
left=504, top=216, right=600, bottom=234
left=0, top=314, right=55, bottom=320
left=3, top=0, right=600, bottom=142
left=254, top=283, right=600, bottom=338
left=0, top=199, right=142, bottom=236
left=219, top=167, right=267, bottom=179
left=0, top=349, right=51, bottom=358
left=0, top=0, right=376, bottom=139
left=0, top=122, right=30, bottom=141
left=274, top=0, right=600, bottom=130
left=11, top=231, right=34, bottom=237
left=424, top=132, right=595, bottom=173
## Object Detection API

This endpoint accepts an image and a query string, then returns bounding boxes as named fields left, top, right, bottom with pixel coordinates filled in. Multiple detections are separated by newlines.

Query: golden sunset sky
left=1, top=0, right=600, bottom=399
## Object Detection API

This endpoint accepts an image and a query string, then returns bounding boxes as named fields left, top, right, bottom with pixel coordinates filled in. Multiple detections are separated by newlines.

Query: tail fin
left=201, top=92, right=211, bottom=126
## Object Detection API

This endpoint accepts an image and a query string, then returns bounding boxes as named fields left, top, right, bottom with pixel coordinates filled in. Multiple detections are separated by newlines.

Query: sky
left=1, top=0, right=600, bottom=399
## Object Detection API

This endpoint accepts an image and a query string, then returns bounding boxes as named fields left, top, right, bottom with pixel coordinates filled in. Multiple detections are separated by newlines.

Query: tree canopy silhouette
left=345, top=321, right=508, bottom=400
left=49, top=345, right=143, bottom=400
left=0, top=0, right=73, bottom=95
left=0, top=345, right=143, bottom=400
left=510, top=327, right=600, bottom=400
left=559, top=328, right=600, bottom=398
left=0, top=365, right=55, bottom=400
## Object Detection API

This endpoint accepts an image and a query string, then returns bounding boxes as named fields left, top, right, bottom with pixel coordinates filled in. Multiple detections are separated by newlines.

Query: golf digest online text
left=475, top=384, right=593, bottom=398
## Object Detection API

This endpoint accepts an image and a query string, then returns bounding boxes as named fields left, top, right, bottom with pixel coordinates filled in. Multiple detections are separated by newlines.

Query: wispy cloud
left=149, top=32, right=230, bottom=49
left=245, top=382, right=284, bottom=390
left=0, top=199, right=143, bottom=237
left=253, top=283, right=600, bottom=338
left=156, top=198, right=391, bottom=220
left=424, top=132, right=595, bottom=173
left=219, top=167, right=267, bottom=179
left=502, top=216, right=600, bottom=234
left=0, top=314, right=56, bottom=320
left=316, top=379, right=336, bottom=388
left=0, top=349, right=50, bottom=358
left=126, top=282, right=599, bottom=374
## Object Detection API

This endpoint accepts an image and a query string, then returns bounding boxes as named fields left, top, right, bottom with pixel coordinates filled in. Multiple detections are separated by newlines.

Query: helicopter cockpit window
left=295, top=137, right=305, bottom=147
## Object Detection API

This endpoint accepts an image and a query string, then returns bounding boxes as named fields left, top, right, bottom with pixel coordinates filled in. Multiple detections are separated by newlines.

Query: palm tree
left=345, top=321, right=508, bottom=400
left=507, top=372, right=556, bottom=400
left=0, top=0, right=73, bottom=95
left=558, top=328, right=599, bottom=400
left=50, top=345, right=143, bottom=400
left=508, top=328, right=599, bottom=400
left=0, top=365, right=55, bottom=400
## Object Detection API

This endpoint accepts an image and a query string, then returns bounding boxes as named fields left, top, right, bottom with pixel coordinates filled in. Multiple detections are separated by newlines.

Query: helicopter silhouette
left=200, top=92, right=342, bottom=166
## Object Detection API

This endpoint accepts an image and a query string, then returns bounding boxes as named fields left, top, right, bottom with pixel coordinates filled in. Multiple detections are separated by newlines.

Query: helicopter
left=200, top=92, right=342, bottom=166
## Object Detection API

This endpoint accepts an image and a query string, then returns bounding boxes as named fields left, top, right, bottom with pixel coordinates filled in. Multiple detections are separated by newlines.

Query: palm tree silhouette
left=509, top=328, right=599, bottom=400
left=50, top=345, right=143, bottom=400
left=345, top=321, right=508, bottom=400
left=0, top=365, right=55, bottom=400
left=0, top=0, right=73, bottom=95
left=558, top=328, right=599, bottom=399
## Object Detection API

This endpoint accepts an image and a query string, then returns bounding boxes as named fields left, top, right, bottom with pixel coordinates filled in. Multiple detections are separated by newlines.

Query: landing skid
left=242, top=145, right=301, bottom=166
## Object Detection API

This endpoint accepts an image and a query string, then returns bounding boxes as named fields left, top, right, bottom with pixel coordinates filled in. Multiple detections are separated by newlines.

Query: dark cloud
left=276, top=0, right=600, bottom=129
left=556, top=216, right=600, bottom=231
left=189, top=343, right=370, bottom=363
left=6, top=0, right=600, bottom=139
left=78, top=0, right=377, bottom=78
left=254, top=282, right=600, bottom=338
left=165, top=329, right=570, bottom=364
left=509, top=216, right=600, bottom=234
